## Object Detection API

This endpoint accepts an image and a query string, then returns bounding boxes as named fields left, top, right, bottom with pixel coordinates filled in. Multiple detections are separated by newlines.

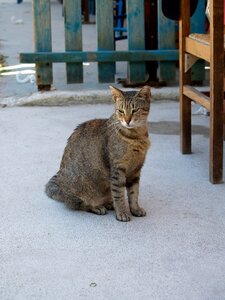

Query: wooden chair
left=179, top=0, right=224, bottom=183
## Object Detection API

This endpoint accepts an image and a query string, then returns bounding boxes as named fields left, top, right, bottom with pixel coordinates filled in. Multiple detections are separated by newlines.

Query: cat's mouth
left=121, top=119, right=147, bottom=129
left=123, top=125, right=134, bottom=129
left=121, top=121, right=135, bottom=129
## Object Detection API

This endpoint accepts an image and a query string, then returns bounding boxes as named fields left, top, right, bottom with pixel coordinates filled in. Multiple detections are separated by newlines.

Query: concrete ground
left=1, top=1, right=225, bottom=300
left=1, top=102, right=225, bottom=300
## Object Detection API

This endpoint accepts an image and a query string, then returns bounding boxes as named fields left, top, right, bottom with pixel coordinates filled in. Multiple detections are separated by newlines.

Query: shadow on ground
left=149, top=121, right=209, bottom=137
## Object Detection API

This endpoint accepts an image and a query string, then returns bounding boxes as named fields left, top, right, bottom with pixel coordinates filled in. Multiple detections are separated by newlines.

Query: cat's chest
left=123, top=138, right=150, bottom=173
left=108, top=132, right=150, bottom=171
left=128, top=138, right=150, bottom=153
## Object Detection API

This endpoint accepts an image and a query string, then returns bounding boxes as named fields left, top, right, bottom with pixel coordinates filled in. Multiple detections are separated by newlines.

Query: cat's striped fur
left=45, top=85, right=151, bottom=222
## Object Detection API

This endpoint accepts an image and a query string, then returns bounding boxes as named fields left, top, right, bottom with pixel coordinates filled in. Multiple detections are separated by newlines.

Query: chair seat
left=189, top=33, right=225, bottom=47
left=189, top=33, right=210, bottom=45
left=185, top=33, right=225, bottom=63
left=185, top=34, right=210, bottom=62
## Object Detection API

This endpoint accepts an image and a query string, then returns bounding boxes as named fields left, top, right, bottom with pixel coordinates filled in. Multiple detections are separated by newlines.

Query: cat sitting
left=45, top=85, right=151, bottom=222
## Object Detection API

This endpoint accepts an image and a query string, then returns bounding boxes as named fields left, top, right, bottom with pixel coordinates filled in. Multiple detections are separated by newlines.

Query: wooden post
left=64, top=0, right=83, bottom=83
left=127, top=0, right=146, bottom=83
left=33, top=0, right=53, bottom=90
left=179, top=0, right=192, bottom=154
left=209, top=0, right=224, bottom=183
left=96, top=0, right=115, bottom=83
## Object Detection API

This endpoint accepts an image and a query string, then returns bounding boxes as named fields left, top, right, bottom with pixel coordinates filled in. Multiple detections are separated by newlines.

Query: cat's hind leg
left=82, top=193, right=112, bottom=215
left=66, top=196, right=108, bottom=214
left=46, top=176, right=109, bottom=214
left=45, top=175, right=82, bottom=210
left=79, top=198, right=109, bottom=215
left=104, top=203, right=114, bottom=210
left=88, top=206, right=108, bottom=215
left=103, top=195, right=114, bottom=210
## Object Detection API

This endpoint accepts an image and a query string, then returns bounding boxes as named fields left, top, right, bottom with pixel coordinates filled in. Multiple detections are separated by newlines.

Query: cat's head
left=109, top=85, right=151, bottom=129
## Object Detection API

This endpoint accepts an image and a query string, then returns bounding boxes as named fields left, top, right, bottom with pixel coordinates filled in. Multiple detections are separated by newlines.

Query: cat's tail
left=45, top=174, right=64, bottom=202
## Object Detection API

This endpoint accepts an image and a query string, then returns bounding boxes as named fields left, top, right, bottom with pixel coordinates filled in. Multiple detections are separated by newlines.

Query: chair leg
left=223, top=100, right=225, bottom=141
left=209, top=0, right=224, bottom=184
left=209, top=106, right=223, bottom=184
left=179, top=0, right=192, bottom=154
left=179, top=41, right=192, bottom=154
left=209, top=71, right=224, bottom=184
left=223, top=124, right=225, bottom=141
left=180, top=94, right=192, bottom=154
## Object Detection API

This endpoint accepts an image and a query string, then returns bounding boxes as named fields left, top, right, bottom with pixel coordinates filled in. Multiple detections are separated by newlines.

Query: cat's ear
left=109, top=86, right=124, bottom=102
left=136, top=85, right=151, bottom=101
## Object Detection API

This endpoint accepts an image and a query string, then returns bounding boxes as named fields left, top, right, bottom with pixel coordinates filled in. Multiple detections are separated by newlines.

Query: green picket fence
left=20, top=0, right=205, bottom=90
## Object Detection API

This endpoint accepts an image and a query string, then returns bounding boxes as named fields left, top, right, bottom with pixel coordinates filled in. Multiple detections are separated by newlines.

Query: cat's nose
left=124, top=116, right=132, bottom=125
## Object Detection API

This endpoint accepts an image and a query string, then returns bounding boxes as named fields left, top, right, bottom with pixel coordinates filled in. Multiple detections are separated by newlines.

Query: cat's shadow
left=148, top=121, right=209, bottom=137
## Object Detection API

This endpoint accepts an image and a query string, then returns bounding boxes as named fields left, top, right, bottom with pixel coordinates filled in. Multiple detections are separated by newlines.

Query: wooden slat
left=127, top=0, right=146, bottom=83
left=179, top=0, right=192, bottom=154
left=33, top=0, right=53, bottom=89
left=185, top=37, right=210, bottom=62
left=20, top=49, right=179, bottom=63
left=209, top=0, right=224, bottom=183
left=64, top=0, right=83, bottom=83
left=96, top=0, right=115, bottom=83
left=183, top=85, right=210, bottom=111
left=157, top=0, right=176, bottom=81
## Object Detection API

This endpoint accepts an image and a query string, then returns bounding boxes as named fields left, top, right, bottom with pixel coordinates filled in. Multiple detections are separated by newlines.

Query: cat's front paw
left=130, top=206, right=146, bottom=217
left=116, top=212, right=130, bottom=222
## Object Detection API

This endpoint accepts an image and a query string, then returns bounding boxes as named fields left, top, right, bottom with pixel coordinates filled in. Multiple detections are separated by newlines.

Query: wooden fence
left=20, top=0, right=205, bottom=90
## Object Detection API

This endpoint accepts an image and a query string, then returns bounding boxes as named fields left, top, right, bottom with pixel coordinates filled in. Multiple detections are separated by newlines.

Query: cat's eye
left=132, top=108, right=140, bottom=114
left=118, top=109, right=124, bottom=114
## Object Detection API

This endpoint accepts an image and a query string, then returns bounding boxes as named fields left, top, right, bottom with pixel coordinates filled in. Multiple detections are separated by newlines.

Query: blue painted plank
left=64, top=0, right=83, bottom=83
left=191, top=0, right=205, bottom=33
left=33, top=0, right=53, bottom=88
left=96, top=0, right=115, bottom=83
left=127, top=0, right=146, bottom=83
left=157, top=0, right=176, bottom=81
left=20, top=50, right=179, bottom=63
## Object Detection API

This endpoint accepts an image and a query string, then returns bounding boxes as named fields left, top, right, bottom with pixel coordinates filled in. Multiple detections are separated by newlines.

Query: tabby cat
left=45, top=85, right=151, bottom=222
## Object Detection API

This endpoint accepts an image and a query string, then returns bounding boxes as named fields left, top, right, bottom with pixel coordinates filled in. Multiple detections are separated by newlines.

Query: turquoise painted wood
left=33, top=0, right=52, bottom=88
left=20, top=49, right=179, bottom=63
left=191, top=0, right=205, bottom=33
left=21, top=0, right=207, bottom=89
left=96, top=0, right=115, bottom=82
left=157, top=0, right=176, bottom=81
left=64, top=0, right=83, bottom=83
left=127, top=0, right=146, bottom=83
left=190, top=0, right=206, bottom=81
